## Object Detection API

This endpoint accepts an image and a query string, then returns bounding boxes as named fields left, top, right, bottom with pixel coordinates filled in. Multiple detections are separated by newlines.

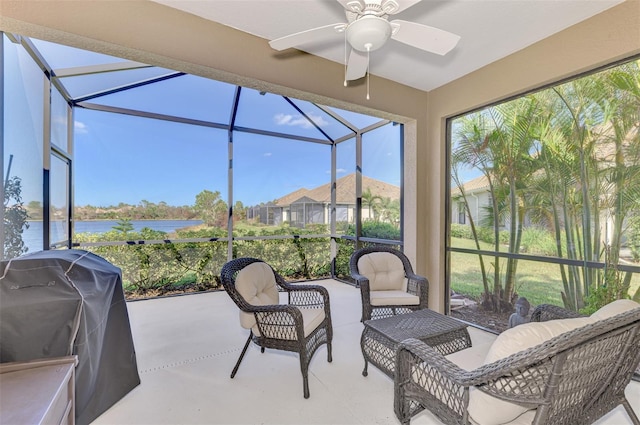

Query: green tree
left=454, top=96, right=544, bottom=312
left=378, top=197, right=400, bottom=227
left=451, top=125, right=491, bottom=302
left=194, top=190, right=228, bottom=228
left=26, top=200, right=43, bottom=220
left=488, top=96, right=541, bottom=311
left=536, top=66, right=640, bottom=310
left=233, top=200, right=247, bottom=221
left=3, top=176, right=30, bottom=259
left=112, top=218, right=134, bottom=235
left=454, top=60, right=640, bottom=312
left=362, top=188, right=381, bottom=221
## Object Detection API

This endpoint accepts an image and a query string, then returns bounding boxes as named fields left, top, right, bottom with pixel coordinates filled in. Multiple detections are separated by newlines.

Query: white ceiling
left=151, top=0, right=625, bottom=92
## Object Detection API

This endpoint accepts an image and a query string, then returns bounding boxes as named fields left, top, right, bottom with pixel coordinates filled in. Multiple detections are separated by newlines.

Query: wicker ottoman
left=361, top=309, right=472, bottom=378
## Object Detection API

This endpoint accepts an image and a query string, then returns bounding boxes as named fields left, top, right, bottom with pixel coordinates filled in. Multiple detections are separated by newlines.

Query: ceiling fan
left=268, top=0, right=461, bottom=95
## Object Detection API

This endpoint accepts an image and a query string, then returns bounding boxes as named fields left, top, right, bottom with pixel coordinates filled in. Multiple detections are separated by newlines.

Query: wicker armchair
left=220, top=257, right=333, bottom=398
left=350, top=246, right=428, bottom=321
left=394, top=303, right=640, bottom=425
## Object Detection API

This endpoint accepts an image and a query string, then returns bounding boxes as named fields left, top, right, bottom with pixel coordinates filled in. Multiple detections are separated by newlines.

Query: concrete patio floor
left=92, top=279, right=639, bottom=425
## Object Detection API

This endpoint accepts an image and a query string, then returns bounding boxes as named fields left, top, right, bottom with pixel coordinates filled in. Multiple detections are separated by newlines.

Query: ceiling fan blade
left=388, top=0, right=423, bottom=14
left=269, top=23, right=347, bottom=51
left=345, top=48, right=368, bottom=81
left=336, top=0, right=422, bottom=15
left=390, top=19, right=460, bottom=55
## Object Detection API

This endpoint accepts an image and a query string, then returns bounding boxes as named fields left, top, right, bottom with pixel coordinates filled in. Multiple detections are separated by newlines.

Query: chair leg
left=299, top=353, right=310, bottom=399
left=231, top=332, right=253, bottom=379
left=622, top=398, right=640, bottom=425
left=302, top=375, right=310, bottom=399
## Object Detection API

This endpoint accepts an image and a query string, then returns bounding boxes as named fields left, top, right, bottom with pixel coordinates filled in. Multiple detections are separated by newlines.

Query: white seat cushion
left=252, top=307, right=325, bottom=340
left=370, top=290, right=419, bottom=306
left=470, top=410, right=536, bottom=425
left=358, top=252, right=406, bottom=291
left=235, top=262, right=279, bottom=330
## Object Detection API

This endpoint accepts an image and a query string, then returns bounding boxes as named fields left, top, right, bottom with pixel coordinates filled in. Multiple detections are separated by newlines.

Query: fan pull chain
left=343, top=30, right=348, bottom=87
left=366, top=46, right=370, bottom=100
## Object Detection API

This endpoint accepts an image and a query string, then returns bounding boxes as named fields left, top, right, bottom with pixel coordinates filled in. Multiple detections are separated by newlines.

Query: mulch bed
left=450, top=303, right=513, bottom=334
left=125, top=284, right=220, bottom=301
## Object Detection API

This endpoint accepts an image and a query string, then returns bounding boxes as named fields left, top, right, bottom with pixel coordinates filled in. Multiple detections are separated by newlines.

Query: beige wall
left=1, top=0, right=639, bottom=312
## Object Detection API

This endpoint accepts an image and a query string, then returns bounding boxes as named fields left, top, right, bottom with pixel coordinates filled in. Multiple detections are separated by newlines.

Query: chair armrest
left=406, top=274, right=428, bottom=306
left=531, top=304, right=585, bottom=322
left=395, top=338, right=549, bottom=424
left=272, top=270, right=329, bottom=307
left=397, top=338, right=474, bottom=386
left=395, top=338, right=475, bottom=423
left=351, top=272, right=371, bottom=301
left=284, top=284, right=330, bottom=310
left=350, top=272, right=370, bottom=290
left=250, top=304, right=305, bottom=341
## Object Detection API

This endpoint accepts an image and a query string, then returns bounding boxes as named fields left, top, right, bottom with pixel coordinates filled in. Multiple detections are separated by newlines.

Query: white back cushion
left=357, top=252, right=406, bottom=291
left=591, top=299, right=640, bottom=320
left=235, top=262, right=279, bottom=329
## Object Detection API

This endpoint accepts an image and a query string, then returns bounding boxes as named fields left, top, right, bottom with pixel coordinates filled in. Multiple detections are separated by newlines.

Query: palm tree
left=378, top=196, right=400, bottom=227
left=529, top=61, right=640, bottom=310
left=361, top=188, right=382, bottom=221
left=486, top=96, right=541, bottom=311
left=451, top=60, right=640, bottom=313
left=527, top=93, right=582, bottom=309
left=595, top=61, right=640, bottom=302
left=452, top=114, right=493, bottom=304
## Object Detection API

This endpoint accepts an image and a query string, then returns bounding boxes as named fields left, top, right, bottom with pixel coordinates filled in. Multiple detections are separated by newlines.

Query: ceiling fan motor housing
left=346, top=15, right=392, bottom=52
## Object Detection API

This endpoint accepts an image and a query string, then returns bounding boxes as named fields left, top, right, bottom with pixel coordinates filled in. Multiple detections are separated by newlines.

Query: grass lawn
left=450, top=237, right=640, bottom=308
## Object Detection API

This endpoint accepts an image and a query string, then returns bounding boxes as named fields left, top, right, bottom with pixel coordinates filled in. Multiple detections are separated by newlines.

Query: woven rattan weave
left=350, top=246, right=428, bottom=321
left=361, top=309, right=471, bottom=379
left=394, top=304, right=640, bottom=425
left=530, top=303, right=640, bottom=382
left=220, top=257, right=333, bottom=399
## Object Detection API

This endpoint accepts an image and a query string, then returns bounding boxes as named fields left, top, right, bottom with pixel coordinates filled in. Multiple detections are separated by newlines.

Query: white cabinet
left=0, top=356, right=77, bottom=425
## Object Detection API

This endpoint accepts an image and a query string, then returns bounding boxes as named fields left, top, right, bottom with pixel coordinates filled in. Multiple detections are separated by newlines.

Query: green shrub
left=450, top=223, right=473, bottom=239
left=344, top=221, right=401, bottom=240
left=629, top=216, right=640, bottom=262
left=519, top=227, right=560, bottom=256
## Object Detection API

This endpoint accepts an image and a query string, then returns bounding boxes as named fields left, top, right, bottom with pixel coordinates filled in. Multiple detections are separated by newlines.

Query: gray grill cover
left=0, top=249, right=140, bottom=425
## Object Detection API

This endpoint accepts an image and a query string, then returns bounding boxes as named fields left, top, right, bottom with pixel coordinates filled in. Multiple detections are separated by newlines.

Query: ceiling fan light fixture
left=346, top=15, right=391, bottom=52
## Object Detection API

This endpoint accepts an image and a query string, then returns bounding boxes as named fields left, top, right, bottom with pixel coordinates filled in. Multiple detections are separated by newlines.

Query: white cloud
left=263, top=152, right=272, bottom=157
left=328, top=168, right=347, bottom=175
left=274, top=113, right=329, bottom=129
left=74, top=121, right=89, bottom=134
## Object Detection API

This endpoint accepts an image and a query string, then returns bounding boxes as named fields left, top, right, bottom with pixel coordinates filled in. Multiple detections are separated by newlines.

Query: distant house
left=452, top=174, right=538, bottom=230
left=247, top=173, right=400, bottom=228
left=451, top=175, right=491, bottom=226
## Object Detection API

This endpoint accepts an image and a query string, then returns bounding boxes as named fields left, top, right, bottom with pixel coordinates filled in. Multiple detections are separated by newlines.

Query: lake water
left=21, top=219, right=203, bottom=253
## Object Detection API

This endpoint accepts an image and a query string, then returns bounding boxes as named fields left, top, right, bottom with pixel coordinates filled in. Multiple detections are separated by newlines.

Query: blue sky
left=72, top=101, right=401, bottom=207
left=5, top=36, right=402, bottom=208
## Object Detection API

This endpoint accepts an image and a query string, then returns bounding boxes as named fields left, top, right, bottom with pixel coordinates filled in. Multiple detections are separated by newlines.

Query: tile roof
left=451, top=174, right=489, bottom=196
left=274, top=173, right=400, bottom=206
